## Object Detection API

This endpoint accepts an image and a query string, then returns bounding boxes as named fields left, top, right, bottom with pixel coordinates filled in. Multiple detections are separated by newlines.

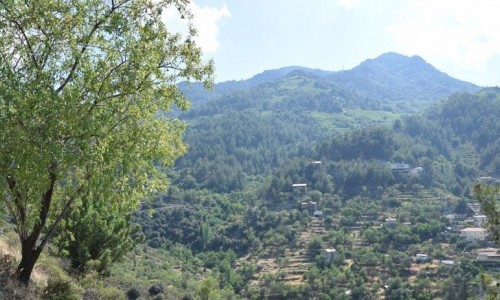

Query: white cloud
left=163, top=2, right=230, bottom=53
left=190, top=2, right=231, bottom=53
left=389, top=0, right=500, bottom=70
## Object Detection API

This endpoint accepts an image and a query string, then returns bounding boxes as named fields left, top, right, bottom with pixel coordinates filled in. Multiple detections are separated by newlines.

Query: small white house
left=313, top=210, right=323, bottom=218
left=322, top=248, right=336, bottom=262
left=292, top=183, right=307, bottom=194
left=439, top=260, right=455, bottom=266
left=476, top=248, right=500, bottom=262
left=416, top=253, right=430, bottom=262
left=473, top=215, right=487, bottom=227
left=460, top=227, right=488, bottom=242
left=385, top=218, right=397, bottom=227
left=391, top=163, right=410, bottom=173
left=411, top=167, right=423, bottom=175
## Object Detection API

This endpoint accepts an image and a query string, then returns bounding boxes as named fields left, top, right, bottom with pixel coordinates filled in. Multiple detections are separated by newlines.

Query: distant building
left=300, top=201, right=317, bottom=213
left=385, top=218, right=397, bottom=227
left=439, top=260, right=455, bottom=266
left=467, top=202, right=482, bottom=215
left=444, top=214, right=466, bottom=224
left=416, top=253, right=430, bottom=262
left=473, top=215, right=487, bottom=227
left=391, top=163, right=410, bottom=173
left=411, top=167, right=424, bottom=175
left=460, top=227, right=488, bottom=241
left=313, top=210, right=323, bottom=218
left=478, top=176, right=495, bottom=184
left=322, top=248, right=336, bottom=262
left=477, top=248, right=500, bottom=262
left=292, top=183, right=307, bottom=195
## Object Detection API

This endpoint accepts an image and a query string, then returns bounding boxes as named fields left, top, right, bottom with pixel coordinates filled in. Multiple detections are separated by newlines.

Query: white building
left=477, top=248, right=500, bottom=262
left=416, top=253, right=430, bottom=262
left=322, top=248, right=336, bottom=262
left=473, top=215, right=487, bottom=227
left=460, top=227, right=488, bottom=242
left=391, top=163, right=410, bottom=173
left=411, top=167, right=423, bottom=175
left=385, top=218, right=397, bottom=227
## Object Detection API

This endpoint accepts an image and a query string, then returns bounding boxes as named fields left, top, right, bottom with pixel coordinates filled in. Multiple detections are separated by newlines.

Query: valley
left=2, top=52, right=499, bottom=299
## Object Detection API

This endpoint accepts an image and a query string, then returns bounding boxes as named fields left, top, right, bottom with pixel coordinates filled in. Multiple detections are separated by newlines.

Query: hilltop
left=180, top=52, right=481, bottom=110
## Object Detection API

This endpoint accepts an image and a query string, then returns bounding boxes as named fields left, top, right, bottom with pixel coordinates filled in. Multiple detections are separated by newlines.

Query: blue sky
left=175, top=0, right=500, bottom=86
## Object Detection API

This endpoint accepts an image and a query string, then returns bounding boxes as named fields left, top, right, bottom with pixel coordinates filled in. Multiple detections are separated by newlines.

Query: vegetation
left=0, top=0, right=212, bottom=285
left=1, top=10, right=499, bottom=297
left=474, top=184, right=500, bottom=242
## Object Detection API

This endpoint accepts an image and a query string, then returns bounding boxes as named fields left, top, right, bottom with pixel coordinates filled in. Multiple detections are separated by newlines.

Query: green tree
left=53, top=193, right=143, bottom=274
left=0, top=0, right=212, bottom=284
left=474, top=184, right=500, bottom=242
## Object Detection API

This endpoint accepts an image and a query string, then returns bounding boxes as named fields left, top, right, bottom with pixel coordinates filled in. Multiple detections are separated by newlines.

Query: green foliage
left=0, top=0, right=212, bottom=283
left=53, top=193, right=142, bottom=274
left=177, top=110, right=323, bottom=192
left=3, top=50, right=487, bottom=298
left=474, top=184, right=500, bottom=242
left=42, top=278, right=82, bottom=300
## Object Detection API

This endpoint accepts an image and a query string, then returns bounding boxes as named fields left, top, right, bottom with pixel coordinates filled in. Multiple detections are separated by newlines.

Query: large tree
left=0, top=0, right=212, bottom=284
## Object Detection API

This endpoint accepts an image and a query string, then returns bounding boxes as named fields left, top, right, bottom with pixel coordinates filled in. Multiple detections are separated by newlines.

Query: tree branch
left=2, top=6, right=40, bottom=70
left=26, top=163, right=57, bottom=247
left=38, top=178, right=88, bottom=251
left=55, top=2, right=130, bottom=94
left=6, top=176, right=27, bottom=231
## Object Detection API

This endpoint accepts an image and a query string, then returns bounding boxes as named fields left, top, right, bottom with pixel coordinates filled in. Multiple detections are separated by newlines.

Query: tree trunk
left=16, top=238, right=42, bottom=286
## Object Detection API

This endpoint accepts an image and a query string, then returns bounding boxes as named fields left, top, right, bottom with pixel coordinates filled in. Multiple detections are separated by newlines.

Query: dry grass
left=0, top=251, right=42, bottom=299
left=0, top=234, right=53, bottom=299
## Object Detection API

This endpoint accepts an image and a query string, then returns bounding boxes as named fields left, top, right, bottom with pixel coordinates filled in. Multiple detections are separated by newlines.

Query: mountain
left=179, top=52, right=481, bottom=112
left=327, top=52, right=481, bottom=101
left=182, top=69, right=376, bottom=119
left=178, top=66, right=334, bottom=106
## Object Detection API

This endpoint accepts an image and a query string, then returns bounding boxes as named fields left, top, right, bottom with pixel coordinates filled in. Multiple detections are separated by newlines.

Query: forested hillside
left=130, top=67, right=499, bottom=298
left=2, top=49, right=499, bottom=299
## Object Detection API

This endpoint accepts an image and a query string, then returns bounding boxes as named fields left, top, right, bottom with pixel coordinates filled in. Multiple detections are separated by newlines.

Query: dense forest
left=2, top=49, right=499, bottom=299
left=130, top=57, right=499, bottom=299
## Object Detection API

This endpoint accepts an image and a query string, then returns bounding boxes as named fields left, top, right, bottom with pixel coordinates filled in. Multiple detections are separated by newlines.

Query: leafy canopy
left=0, top=0, right=212, bottom=283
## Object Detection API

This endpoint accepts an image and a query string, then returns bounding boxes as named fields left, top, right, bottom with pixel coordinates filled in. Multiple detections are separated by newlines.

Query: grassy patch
left=311, top=109, right=402, bottom=134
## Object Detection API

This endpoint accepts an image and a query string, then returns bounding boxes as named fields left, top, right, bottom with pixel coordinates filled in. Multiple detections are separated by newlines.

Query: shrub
left=149, top=284, right=164, bottom=296
left=126, top=287, right=140, bottom=300
left=43, top=277, right=82, bottom=300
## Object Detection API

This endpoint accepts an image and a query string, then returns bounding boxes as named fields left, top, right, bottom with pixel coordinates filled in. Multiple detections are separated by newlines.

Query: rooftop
left=460, top=227, right=488, bottom=233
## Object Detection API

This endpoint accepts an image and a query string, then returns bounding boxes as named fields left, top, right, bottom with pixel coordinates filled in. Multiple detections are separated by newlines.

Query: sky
left=170, top=0, right=500, bottom=86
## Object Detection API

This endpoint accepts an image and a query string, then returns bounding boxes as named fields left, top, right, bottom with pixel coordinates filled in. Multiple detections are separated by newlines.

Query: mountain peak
left=356, top=52, right=437, bottom=73
left=329, top=52, right=479, bottom=101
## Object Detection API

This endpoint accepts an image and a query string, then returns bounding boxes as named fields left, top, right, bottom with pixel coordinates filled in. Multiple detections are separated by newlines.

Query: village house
left=473, top=215, right=487, bottom=227
left=410, top=167, right=423, bottom=175
left=321, top=248, right=336, bottom=262
left=460, top=227, right=488, bottom=242
left=444, top=214, right=466, bottom=224
left=385, top=218, right=397, bottom=227
left=313, top=210, right=323, bottom=218
left=416, top=253, right=430, bottom=262
left=391, top=163, right=410, bottom=173
left=476, top=248, right=500, bottom=263
left=439, top=260, right=455, bottom=266
left=300, top=201, right=317, bottom=213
